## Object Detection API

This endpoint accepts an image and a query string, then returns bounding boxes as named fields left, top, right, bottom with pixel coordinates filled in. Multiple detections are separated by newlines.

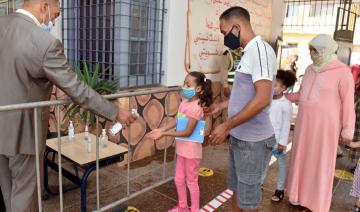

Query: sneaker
left=167, top=205, right=190, bottom=212
left=271, top=190, right=284, bottom=202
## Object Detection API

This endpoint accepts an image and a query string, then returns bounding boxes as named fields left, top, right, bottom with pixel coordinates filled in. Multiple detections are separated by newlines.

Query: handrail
left=0, top=87, right=181, bottom=112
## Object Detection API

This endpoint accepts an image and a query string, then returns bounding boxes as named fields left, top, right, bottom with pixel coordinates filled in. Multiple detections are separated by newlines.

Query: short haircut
left=219, top=6, right=250, bottom=22
left=276, top=70, right=297, bottom=88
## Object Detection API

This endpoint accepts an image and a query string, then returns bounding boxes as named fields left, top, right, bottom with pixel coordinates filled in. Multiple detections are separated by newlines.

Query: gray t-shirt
left=228, top=36, right=277, bottom=142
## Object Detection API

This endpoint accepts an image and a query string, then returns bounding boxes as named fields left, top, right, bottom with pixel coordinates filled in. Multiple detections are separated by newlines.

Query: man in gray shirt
left=207, top=7, right=276, bottom=212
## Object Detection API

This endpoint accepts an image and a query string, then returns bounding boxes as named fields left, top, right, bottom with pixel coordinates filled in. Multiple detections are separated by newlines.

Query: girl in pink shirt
left=148, top=71, right=213, bottom=212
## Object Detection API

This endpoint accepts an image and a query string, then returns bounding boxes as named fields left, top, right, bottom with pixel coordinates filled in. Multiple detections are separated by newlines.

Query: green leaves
left=64, top=61, right=118, bottom=127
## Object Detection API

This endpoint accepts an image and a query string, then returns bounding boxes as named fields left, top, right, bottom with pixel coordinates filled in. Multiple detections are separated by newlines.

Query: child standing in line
left=262, top=70, right=297, bottom=202
left=148, top=71, right=213, bottom=212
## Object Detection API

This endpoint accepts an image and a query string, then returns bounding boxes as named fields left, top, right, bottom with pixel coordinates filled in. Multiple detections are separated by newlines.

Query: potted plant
left=64, top=62, right=118, bottom=130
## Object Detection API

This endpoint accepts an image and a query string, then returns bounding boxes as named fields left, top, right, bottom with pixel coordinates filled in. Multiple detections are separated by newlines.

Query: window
left=284, top=0, right=343, bottom=28
left=309, top=3, right=334, bottom=17
left=0, top=0, right=22, bottom=16
left=63, top=0, right=165, bottom=88
left=286, top=4, right=299, bottom=17
left=63, top=0, right=116, bottom=82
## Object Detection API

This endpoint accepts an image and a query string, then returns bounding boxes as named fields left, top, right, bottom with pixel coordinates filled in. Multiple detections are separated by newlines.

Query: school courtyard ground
left=43, top=130, right=356, bottom=212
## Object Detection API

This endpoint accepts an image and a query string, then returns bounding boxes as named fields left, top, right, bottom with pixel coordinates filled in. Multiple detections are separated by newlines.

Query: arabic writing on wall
left=187, top=0, right=273, bottom=73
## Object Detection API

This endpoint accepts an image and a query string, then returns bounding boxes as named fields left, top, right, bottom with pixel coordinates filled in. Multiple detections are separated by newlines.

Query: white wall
left=51, top=15, right=62, bottom=40
left=351, top=17, right=360, bottom=65
left=161, top=0, right=188, bottom=87
left=270, top=0, right=286, bottom=44
left=52, top=0, right=63, bottom=41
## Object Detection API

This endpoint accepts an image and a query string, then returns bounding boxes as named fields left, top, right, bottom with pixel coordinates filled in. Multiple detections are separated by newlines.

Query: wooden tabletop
left=46, top=133, right=128, bottom=166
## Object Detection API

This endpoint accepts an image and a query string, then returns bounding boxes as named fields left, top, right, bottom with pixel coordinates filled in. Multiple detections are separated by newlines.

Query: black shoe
left=351, top=205, right=360, bottom=212
left=352, top=166, right=357, bottom=174
left=337, top=153, right=344, bottom=158
left=271, top=190, right=284, bottom=202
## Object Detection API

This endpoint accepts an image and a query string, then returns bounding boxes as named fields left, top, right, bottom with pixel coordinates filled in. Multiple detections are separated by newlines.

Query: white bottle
left=84, top=125, right=91, bottom=153
left=68, top=121, right=75, bottom=142
left=100, top=129, right=108, bottom=148
left=109, top=122, right=122, bottom=136
left=109, top=109, right=139, bottom=136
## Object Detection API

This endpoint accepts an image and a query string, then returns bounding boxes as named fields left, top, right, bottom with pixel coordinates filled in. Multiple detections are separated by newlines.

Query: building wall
left=282, top=3, right=360, bottom=75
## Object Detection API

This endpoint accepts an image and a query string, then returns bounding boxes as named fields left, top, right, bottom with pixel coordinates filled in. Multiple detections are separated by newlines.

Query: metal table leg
left=43, top=150, right=54, bottom=196
left=80, top=165, right=96, bottom=212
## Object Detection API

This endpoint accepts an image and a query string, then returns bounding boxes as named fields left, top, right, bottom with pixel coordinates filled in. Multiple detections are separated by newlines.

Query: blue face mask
left=224, top=26, right=240, bottom=50
left=40, top=6, right=53, bottom=32
left=40, top=21, right=53, bottom=32
left=182, top=87, right=196, bottom=100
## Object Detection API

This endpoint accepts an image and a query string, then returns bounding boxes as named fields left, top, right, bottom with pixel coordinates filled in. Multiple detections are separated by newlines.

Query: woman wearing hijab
left=285, top=34, right=355, bottom=211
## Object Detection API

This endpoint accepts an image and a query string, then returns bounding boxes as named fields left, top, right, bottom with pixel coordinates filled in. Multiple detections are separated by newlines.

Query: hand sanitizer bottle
left=100, top=129, right=108, bottom=148
left=68, top=121, right=75, bottom=142
left=109, top=122, right=122, bottom=136
left=84, top=125, right=91, bottom=153
left=109, top=109, right=139, bottom=136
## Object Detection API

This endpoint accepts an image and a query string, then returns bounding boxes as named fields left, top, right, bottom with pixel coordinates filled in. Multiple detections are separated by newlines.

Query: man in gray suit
left=0, top=0, right=137, bottom=211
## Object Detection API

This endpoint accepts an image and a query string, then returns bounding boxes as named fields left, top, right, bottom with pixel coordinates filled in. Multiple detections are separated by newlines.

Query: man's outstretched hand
left=117, top=108, right=137, bottom=127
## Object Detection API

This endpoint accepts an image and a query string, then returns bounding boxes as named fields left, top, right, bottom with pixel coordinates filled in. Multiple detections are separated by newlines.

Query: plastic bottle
left=68, top=121, right=75, bottom=142
left=109, top=109, right=139, bottom=136
left=84, top=125, right=91, bottom=153
left=100, top=129, right=108, bottom=148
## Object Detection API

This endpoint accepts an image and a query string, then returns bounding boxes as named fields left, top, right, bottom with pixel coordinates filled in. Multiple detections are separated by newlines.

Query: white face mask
left=310, top=50, right=337, bottom=72
left=310, top=51, right=323, bottom=66
left=309, top=34, right=339, bottom=72
left=40, top=5, right=53, bottom=32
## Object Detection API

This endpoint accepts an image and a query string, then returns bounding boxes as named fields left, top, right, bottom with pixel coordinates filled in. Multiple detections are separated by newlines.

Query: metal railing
left=0, top=86, right=181, bottom=212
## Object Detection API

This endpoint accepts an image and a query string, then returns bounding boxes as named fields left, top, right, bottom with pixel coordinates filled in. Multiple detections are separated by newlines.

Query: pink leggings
left=174, top=155, right=201, bottom=212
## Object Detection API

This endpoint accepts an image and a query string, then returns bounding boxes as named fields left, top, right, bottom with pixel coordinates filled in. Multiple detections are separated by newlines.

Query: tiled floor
left=42, top=138, right=356, bottom=212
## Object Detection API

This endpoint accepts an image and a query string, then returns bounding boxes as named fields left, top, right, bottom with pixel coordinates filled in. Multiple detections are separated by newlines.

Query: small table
left=44, top=133, right=128, bottom=212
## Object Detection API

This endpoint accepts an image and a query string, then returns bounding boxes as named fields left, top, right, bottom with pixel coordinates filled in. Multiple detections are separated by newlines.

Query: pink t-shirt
left=176, top=99, right=204, bottom=159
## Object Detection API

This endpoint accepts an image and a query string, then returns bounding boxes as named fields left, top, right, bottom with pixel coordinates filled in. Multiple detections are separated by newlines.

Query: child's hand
left=339, top=137, right=352, bottom=146
left=348, top=141, right=360, bottom=148
left=148, top=129, right=164, bottom=140
left=277, top=144, right=285, bottom=153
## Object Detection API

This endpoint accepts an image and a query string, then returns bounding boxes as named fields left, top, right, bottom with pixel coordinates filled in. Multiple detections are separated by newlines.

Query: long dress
left=349, top=90, right=360, bottom=163
left=286, top=60, right=355, bottom=212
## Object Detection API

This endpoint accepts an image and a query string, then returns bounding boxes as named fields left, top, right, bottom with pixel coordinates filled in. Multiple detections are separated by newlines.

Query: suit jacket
left=0, top=13, right=118, bottom=156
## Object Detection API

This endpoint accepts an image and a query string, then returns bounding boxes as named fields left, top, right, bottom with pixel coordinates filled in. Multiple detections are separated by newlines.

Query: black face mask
left=224, top=26, right=240, bottom=50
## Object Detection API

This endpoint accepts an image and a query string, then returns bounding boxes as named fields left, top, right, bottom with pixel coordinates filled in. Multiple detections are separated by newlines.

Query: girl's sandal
left=351, top=205, right=360, bottom=212
left=271, top=190, right=284, bottom=202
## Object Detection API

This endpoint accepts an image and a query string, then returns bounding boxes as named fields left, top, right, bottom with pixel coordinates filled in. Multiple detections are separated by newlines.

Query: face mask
left=310, top=51, right=323, bottom=66
left=224, top=26, right=240, bottom=50
left=182, top=87, right=196, bottom=100
left=40, top=5, right=53, bottom=32
left=273, top=87, right=280, bottom=96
